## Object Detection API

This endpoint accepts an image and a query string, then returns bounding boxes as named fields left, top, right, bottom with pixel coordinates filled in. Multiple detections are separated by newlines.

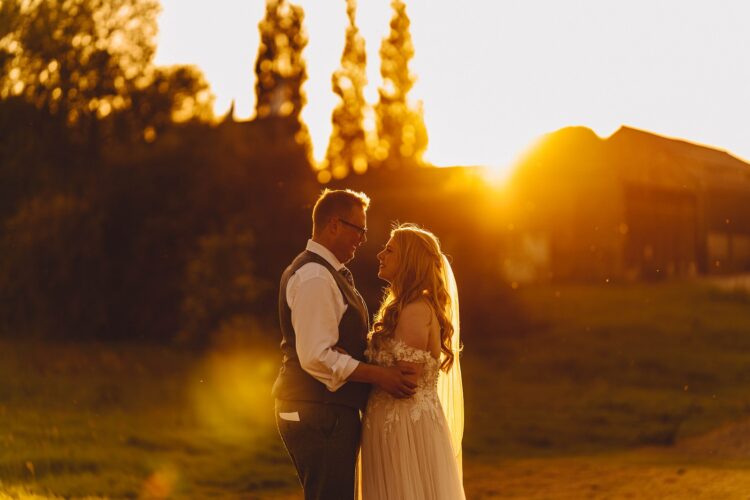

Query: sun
left=155, top=1, right=750, bottom=181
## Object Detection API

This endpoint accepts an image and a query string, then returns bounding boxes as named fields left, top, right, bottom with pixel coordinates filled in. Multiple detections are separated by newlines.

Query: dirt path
left=265, top=419, right=750, bottom=499
left=703, top=273, right=750, bottom=293
left=264, top=453, right=750, bottom=499
left=466, top=418, right=750, bottom=499
left=463, top=453, right=750, bottom=499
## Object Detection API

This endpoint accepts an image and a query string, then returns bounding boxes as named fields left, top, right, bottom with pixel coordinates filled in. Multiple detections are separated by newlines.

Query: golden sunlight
left=191, top=349, right=276, bottom=442
left=155, top=1, right=750, bottom=179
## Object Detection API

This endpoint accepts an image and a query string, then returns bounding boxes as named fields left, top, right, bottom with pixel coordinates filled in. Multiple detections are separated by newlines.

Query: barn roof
left=607, top=126, right=750, bottom=192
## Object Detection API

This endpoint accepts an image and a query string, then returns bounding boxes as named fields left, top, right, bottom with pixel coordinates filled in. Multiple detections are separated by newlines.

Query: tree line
left=255, top=0, right=428, bottom=181
left=0, top=0, right=440, bottom=345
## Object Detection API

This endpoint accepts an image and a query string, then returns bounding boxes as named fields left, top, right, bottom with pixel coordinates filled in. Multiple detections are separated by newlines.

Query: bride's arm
left=394, top=300, right=432, bottom=382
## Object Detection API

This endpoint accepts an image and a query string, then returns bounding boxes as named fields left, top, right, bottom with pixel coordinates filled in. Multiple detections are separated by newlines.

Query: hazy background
left=155, top=0, right=750, bottom=173
left=1, top=0, right=750, bottom=498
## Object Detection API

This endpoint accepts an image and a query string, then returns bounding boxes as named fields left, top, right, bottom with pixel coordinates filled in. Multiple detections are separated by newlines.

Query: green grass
left=463, top=282, right=750, bottom=459
left=0, top=341, right=295, bottom=498
left=1, top=281, right=749, bottom=497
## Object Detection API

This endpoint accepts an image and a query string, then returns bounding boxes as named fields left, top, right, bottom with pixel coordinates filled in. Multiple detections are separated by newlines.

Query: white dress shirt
left=285, top=239, right=361, bottom=392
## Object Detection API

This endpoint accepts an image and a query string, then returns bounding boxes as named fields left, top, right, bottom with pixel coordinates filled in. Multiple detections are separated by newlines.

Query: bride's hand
left=332, top=346, right=349, bottom=355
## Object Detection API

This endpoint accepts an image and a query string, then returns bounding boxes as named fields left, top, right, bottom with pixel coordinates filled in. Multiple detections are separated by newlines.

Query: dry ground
left=264, top=418, right=750, bottom=500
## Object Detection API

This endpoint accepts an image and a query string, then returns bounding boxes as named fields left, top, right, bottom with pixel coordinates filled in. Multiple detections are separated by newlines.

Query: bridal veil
left=437, top=254, right=464, bottom=479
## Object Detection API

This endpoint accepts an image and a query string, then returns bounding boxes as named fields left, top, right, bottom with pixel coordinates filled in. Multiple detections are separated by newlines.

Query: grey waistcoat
left=272, top=250, right=371, bottom=410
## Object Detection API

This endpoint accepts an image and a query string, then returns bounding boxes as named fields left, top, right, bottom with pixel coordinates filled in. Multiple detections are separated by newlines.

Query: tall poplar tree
left=374, top=0, right=428, bottom=168
left=254, top=0, right=310, bottom=149
left=322, top=0, right=369, bottom=182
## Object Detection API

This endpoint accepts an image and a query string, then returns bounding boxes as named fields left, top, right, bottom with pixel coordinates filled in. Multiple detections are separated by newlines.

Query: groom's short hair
left=312, top=189, right=370, bottom=236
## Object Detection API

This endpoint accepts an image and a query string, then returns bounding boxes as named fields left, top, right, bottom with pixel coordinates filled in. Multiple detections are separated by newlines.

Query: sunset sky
left=154, top=1, right=750, bottom=177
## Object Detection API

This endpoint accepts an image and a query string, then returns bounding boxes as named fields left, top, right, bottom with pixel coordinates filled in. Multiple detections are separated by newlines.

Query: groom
left=272, top=188, right=417, bottom=500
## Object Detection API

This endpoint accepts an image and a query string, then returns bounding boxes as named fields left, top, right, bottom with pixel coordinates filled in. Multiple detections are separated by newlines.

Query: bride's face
left=377, top=237, right=399, bottom=282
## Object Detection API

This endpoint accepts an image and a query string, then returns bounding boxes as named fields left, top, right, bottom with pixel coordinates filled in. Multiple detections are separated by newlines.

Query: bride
left=359, top=223, right=465, bottom=499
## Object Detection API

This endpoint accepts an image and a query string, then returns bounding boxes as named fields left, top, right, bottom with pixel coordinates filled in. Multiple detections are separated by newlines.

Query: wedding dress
left=359, top=335, right=465, bottom=499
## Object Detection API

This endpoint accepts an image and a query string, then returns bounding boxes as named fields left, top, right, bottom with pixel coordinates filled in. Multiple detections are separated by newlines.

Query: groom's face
left=331, top=206, right=367, bottom=264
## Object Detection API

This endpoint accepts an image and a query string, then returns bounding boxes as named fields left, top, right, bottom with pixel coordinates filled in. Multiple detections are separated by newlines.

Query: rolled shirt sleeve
left=287, top=265, right=361, bottom=392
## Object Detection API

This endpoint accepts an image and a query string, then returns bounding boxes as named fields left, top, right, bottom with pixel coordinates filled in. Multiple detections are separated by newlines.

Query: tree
left=181, top=220, right=269, bottom=345
left=108, top=65, right=214, bottom=150
left=374, top=0, right=428, bottom=168
left=321, top=0, right=369, bottom=183
left=0, top=0, right=213, bottom=157
left=0, top=193, right=107, bottom=338
left=0, top=0, right=155, bottom=146
left=0, top=96, right=60, bottom=221
left=254, top=0, right=311, bottom=151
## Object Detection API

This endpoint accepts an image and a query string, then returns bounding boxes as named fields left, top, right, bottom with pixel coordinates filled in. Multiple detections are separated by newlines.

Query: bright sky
left=154, top=0, right=750, bottom=177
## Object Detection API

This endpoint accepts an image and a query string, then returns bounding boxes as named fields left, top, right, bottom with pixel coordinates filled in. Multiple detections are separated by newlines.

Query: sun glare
left=191, top=349, right=275, bottom=442
left=155, top=1, right=750, bottom=181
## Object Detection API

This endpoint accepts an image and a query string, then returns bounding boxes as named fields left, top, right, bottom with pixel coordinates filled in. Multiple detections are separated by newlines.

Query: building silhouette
left=504, top=126, right=750, bottom=282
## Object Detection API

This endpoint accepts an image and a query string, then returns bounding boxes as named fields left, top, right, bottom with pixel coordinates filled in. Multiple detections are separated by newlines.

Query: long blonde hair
left=370, top=223, right=456, bottom=372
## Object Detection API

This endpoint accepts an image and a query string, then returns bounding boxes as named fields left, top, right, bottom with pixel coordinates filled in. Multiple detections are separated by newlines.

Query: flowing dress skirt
left=359, top=339, right=465, bottom=500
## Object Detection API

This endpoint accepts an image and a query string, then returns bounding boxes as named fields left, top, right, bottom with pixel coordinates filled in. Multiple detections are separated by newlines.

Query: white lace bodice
left=363, top=337, right=443, bottom=432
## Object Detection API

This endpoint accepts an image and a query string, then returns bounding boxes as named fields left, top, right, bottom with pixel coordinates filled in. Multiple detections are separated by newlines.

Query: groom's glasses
left=338, top=218, right=368, bottom=238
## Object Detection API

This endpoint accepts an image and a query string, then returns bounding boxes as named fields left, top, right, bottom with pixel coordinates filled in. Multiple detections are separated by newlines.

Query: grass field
left=1, top=281, right=750, bottom=498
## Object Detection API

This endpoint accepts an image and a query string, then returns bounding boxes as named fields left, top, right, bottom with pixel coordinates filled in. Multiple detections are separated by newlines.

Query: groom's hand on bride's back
left=346, top=359, right=417, bottom=398
left=376, top=365, right=418, bottom=399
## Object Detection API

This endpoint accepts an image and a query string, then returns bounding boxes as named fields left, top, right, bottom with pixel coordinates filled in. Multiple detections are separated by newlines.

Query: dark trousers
left=275, top=400, right=361, bottom=500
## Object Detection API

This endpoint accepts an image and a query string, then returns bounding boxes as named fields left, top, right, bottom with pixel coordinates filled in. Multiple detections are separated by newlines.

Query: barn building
left=503, top=126, right=750, bottom=282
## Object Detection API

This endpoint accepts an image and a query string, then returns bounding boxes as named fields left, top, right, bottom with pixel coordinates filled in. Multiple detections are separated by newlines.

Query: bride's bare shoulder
left=400, top=299, right=432, bottom=323
left=395, top=300, right=433, bottom=350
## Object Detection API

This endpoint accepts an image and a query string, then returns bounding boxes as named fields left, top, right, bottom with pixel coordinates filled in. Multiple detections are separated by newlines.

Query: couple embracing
left=272, top=189, right=465, bottom=500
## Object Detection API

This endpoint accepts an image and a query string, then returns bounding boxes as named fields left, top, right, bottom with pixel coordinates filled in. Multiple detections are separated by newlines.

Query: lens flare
left=191, top=348, right=276, bottom=442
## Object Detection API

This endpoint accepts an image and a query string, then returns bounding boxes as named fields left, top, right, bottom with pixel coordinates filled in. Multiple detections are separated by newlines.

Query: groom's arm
left=290, top=263, right=417, bottom=398
left=289, top=266, right=360, bottom=392
left=328, top=345, right=418, bottom=398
